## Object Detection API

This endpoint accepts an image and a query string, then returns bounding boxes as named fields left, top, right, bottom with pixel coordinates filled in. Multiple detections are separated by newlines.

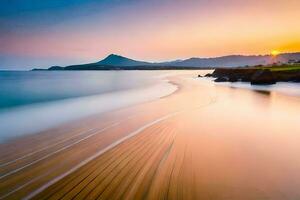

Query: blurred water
left=0, top=70, right=169, bottom=110
left=0, top=70, right=177, bottom=142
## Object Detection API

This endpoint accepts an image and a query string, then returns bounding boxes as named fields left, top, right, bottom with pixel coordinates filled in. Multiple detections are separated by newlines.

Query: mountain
left=38, top=52, right=300, bottom=71
left=170, top=53, right=300, bottom=67
left=96, top=54, right=151, bottom=66
left=171, top=55, right=271, bottom=67
left=278, top=52, right=300, bottom=62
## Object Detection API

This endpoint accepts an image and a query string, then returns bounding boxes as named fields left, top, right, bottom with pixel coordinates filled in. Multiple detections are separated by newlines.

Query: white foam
left=0, top=82, right=177, bottom=142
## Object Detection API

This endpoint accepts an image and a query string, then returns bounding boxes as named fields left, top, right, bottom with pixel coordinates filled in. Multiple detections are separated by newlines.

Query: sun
left=271, top=50, right=280, bottom=56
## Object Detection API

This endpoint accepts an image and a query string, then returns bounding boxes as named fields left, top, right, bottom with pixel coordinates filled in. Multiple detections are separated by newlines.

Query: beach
left=1, top=72, right=300, bottom=200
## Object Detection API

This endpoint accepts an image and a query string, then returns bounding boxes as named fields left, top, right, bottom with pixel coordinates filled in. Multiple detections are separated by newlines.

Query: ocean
left=1, top=69, right=300, bottom=142
left=0, top=70, right=177, bottom=142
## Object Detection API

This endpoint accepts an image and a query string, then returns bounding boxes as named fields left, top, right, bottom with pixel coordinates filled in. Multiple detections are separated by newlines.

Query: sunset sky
left=1, top=0, right=300, bottom=69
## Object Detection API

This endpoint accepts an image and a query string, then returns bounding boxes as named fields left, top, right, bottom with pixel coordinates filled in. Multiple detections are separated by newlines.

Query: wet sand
left=1, top=73, right=300, bottom=199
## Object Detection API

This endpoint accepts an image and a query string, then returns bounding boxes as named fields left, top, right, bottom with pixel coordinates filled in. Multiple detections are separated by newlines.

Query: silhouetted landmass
left=62, top=65, right=206, bottom=70
left=205, top=65, right=300, bottom=85
left=32, top=65, right=207, bottom=71
left=172, top=52, right=300, bottom=67
left=32, top=52, right=300, bottom=71
left=95, top=54, right=151, bottom=66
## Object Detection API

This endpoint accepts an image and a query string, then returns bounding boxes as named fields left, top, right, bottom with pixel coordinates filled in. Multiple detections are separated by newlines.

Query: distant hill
left=171, top=53, right=300, bottom=67
left=34, top=52, right=300, bottom=71
left=96, top=54, right=151, bottom=66
left=172, top=55, right=270, bottom=67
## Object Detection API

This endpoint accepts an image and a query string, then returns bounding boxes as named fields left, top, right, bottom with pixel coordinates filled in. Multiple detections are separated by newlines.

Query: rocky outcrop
left=214, top=77, right=229, bottom=82
left=250, top=69, right=276, bottom=85
left=204, top=67, right=300, bottom=85
left=204, top=73, right=213, bottom=77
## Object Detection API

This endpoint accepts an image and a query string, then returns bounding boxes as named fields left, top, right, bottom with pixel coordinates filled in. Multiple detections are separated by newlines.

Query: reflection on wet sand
left=1, top=74, right=300, bottom=200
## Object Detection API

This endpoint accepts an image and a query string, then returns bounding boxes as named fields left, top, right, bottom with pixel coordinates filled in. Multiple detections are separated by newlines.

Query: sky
left=1, top=0, right=300, bottom=69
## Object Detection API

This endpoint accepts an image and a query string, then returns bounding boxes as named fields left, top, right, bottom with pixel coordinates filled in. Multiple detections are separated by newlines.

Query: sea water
left=0, top=70, right=177, bottom=142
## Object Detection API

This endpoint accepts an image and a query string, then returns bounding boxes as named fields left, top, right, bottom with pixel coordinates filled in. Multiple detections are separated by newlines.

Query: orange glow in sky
left=271, top=50, right=280, bottom=56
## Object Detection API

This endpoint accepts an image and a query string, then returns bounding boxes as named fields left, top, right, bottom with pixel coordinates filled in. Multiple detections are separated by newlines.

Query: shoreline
left=198, top=75, right=300, bottom=98
left=215, top=81, right=300, bottom=98
left=0, top=78, right=177, bottom=143
left=1, top=72, right=300, bottom=199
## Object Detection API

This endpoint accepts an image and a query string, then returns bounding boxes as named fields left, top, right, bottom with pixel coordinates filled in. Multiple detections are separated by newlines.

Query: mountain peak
left=105, top=54, right=124, bottom=59
left=97, top=54, right=151, bottom=66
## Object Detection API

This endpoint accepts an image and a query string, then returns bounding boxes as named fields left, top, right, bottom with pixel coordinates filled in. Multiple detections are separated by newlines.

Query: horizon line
left=1, top=51, right=300, bottom=70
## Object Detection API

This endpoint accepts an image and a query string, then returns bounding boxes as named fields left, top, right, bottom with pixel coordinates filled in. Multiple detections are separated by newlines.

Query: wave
left=0, top=81, right=177, bottom=142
